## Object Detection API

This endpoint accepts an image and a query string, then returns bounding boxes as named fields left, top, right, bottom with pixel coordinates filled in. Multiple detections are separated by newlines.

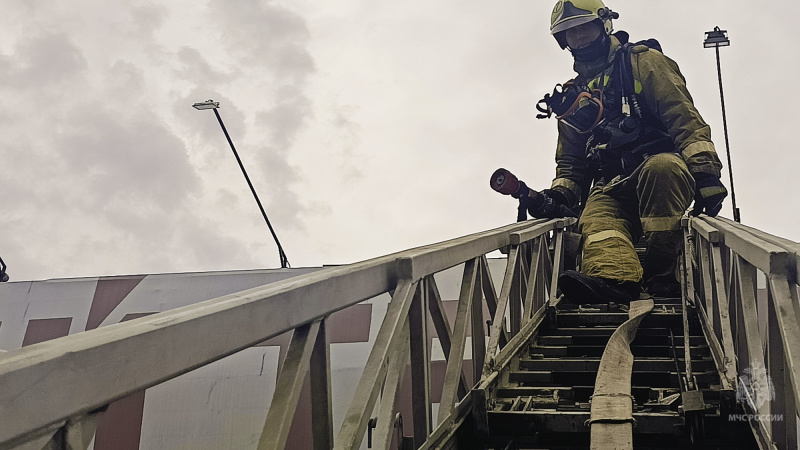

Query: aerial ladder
left=0, top=215, right=797, bottom=449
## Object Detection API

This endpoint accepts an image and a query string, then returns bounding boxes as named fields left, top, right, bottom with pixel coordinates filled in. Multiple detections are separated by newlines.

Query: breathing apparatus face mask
left=536, top=81, right=604, bottom=134
left=569, top=32, right=610, bottom=62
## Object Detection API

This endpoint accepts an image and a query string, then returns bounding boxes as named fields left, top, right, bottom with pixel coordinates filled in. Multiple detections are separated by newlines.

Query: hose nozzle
left=490, top=168, right=521, bottom=196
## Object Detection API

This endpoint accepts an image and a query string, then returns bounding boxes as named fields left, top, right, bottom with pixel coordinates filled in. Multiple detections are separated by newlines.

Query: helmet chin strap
left=570, top=33, right=610, bottom=62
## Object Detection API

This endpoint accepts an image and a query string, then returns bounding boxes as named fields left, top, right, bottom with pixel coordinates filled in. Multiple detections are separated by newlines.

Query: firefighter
left=533, top=0, right=728, bottom=302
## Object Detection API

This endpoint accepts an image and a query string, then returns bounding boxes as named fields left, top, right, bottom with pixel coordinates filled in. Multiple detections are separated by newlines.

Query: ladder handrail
left=687, top=215, right=800, bottom=449
left=0, top=218, right=571, bottom=449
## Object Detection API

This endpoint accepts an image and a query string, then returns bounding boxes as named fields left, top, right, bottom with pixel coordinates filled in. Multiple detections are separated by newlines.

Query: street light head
left=704, top=26, right=730, bottom=48
left=192, top=100, right=220, bottom=110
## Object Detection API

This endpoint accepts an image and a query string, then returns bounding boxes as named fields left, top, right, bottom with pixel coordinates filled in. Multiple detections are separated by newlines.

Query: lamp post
left=703, top=27, right=740, bottom=223
left=193, top=100, right=290, bottom=268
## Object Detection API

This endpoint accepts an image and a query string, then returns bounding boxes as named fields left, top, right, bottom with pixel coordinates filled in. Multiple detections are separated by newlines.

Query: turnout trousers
left=578, top=153, right=695, bottom=286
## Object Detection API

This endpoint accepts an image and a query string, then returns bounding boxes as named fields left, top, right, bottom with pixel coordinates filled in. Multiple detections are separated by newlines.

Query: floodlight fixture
left=703, top=27, right=730, bottom=48
left=193, top=99, right=290, bottom=268
left=703, top=27, right=739, bottom=222
left=192, top=100, right=220, bottom=110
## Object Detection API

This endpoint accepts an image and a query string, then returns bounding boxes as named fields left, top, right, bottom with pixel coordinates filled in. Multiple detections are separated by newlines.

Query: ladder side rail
left=704, top=219, right=800, bottom=397
left=720, top=217, right=800, bottom=285
left=0, top=219, right=540, bottom=449
left=392, top=219, right=553, bottom=281
left=697, top=217, right=800, bottom=449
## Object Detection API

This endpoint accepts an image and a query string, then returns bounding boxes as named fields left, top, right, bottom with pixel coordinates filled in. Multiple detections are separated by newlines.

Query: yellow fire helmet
left=550, top=0, right=618, bottom=48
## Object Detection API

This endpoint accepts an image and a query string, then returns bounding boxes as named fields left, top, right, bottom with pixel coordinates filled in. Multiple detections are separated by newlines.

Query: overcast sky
left=1, top=0, right=797, bottom=282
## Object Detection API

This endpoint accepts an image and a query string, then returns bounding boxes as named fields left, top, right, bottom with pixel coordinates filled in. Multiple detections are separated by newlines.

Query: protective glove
left=490, top=169, right=578, bottom=220
left=691, top=173, right=728, bottom=217
left=510, top=180, right=539, bottom=221
left=517, top=184, right=577, bottom=219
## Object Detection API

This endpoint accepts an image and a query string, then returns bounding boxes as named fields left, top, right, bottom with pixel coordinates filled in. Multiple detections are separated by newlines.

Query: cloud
left=329, top=103, right=364, bottom=184
left=54, top=103, right=200, bottom=211
left=257, top=85, right=311, bottom=150
left=176, top=47, right=230, bottom=85
left=127, top=4, right=167, bottom=38
left=208, top=0, right=314, bottom=79
left=0, top=32, right=87, bottom=89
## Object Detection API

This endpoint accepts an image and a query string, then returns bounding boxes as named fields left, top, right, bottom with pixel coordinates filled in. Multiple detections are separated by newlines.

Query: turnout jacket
left=550, top=34, right=723, bottom=208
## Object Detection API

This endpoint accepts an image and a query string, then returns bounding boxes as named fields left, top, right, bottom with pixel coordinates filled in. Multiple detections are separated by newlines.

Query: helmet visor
left=551, top=15, right=598, bottom=35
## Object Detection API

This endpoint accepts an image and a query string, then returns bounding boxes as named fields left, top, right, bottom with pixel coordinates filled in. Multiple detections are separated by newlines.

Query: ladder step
left=529, top=344, right=710, bottom=358
left=557, top=312, right=682, bottom=327
left=510, top=370, right=719, bottom=389
left=487, top=410, right=685, bottom=436
left=542, top=327, right=697, bottom=337
left=537, top=334, right=707, bottom=346
left=519, top=357, right=715, bottom=372
left=486, top=409, right=755, bottom=449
